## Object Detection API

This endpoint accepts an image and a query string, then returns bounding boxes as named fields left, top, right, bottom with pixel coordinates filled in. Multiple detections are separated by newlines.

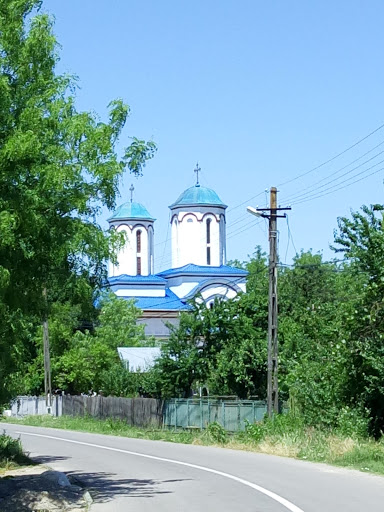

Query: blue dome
left=108, top=201, right=155, bottom=222
left=170, top=185, right=227, bottom=209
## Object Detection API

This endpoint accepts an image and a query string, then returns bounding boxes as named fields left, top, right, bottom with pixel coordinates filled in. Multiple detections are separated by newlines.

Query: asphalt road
left=3, top=423, right=384, bottom=511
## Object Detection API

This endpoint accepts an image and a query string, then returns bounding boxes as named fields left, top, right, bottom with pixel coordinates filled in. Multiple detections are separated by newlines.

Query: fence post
left=208, top=400, right=211, bottom=425
left=174, top=400, right=177, bottom=430
left=187, top=399, right=190, bottom=427
left=200, top=399, right=203, bottom=430
left=221, top=401, right=225, bottom=429
left=238, top=402, right=241, bottom=431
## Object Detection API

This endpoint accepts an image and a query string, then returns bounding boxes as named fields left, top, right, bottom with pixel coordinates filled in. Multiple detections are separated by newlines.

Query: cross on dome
left=194, top=162, right=201, bottom=187
left=129, top=184, right=134, bottom=203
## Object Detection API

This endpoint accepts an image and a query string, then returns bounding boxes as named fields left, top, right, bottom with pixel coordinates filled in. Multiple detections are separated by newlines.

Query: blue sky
left=42, top=1, right=384, bottom=271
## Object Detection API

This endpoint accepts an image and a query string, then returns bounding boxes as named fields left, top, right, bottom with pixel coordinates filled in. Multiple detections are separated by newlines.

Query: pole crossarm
left=254, top=207, right=292, bottom=212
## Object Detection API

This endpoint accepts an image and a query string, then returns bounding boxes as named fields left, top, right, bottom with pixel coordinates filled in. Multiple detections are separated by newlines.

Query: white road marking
left=18, top=430, right=305, bottom=512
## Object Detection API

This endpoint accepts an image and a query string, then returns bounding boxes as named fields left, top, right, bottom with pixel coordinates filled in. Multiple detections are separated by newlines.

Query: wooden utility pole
left=247, top=188, right=291, bottom=417
left=268, top=187, right=279, bottom=416
left=42, top=287, right=52, bottom=410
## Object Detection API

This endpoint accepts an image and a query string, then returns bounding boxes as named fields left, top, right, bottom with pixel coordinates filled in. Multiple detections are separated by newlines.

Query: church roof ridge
left=108, top=274, right=166, bottom=285
left=157, top=263, right=248, bottom=277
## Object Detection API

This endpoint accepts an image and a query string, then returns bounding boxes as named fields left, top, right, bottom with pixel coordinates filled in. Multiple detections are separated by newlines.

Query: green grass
left=3, top=415, right=201, bottom=444
left=3, top=415, right=384, bottom=477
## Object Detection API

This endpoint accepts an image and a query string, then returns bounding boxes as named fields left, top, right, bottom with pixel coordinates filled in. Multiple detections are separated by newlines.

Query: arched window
left=206, top=218, right=211, bottom=243
left=206, top=218, right=212, bottom=265
left=136, top=230, right=142, bottom=253
left=207, top=247, right=211, bottom=265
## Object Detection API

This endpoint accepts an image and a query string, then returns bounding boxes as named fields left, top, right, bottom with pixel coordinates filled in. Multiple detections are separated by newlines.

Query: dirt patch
left=0, top=465, right=92, bottom=511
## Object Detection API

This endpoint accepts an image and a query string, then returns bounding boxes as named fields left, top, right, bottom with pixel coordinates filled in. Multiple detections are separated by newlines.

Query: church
left=107, top=166, right=248, bottom=340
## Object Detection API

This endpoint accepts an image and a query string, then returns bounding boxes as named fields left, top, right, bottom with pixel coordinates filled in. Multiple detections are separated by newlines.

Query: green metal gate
left=163, top=399, right=267, bottom=431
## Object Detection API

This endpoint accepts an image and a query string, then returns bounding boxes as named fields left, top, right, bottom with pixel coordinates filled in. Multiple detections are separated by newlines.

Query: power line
left=281, top=141, right=384, bottom=204
left=284, top=215, right=298, bottom=261
left=290, top=165, right=384, bottom=206
left=277, top=121, right=384, bottom=188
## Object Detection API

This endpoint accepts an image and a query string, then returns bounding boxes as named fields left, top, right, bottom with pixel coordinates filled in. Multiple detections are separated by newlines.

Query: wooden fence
left=62, top=395, right=163, bottom=427
left=11, top=396, right=270, bottom=431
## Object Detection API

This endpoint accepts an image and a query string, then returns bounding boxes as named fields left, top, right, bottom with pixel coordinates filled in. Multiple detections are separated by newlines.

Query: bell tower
left=108, top=185, right=155, bottom=276
left=169, top=165, right=227, bottom=268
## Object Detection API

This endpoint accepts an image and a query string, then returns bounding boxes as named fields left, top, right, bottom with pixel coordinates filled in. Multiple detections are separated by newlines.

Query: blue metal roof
left=108, top=201, right=155, bottom=222
left=122, top=289, right=190, bottom=311
left=157, top=264, right=248, bottom=278
left=170, top=185, right=227, bottom=208
left=108, top=274, right=166, bottom=285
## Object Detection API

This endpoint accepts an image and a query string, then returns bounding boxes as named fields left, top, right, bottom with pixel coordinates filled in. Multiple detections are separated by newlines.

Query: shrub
left=205, top=422, right=228, bottom=444
left=0, top=432, right=25, bottom=466
left=243, top=419, right=265, bottom=442
left=335, top=406, right=369, bottom=439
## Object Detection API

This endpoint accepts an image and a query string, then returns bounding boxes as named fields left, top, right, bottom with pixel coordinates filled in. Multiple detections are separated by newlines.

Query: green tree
left=0, top=1, right=156, bottom=401
left=278, top=251, right=353, bottom=426
left=149, top=312, right=203, bottom=398
left=150, top=291, right=268, bottom=399
left=53, top=294, right=147, bottom=394
left=334, top=204, right=384, bottom=436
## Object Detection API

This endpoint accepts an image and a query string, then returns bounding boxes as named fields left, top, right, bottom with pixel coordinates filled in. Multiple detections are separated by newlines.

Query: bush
left=0, top=432, right=25, bottom=466
left=335, top=406, right=369, bottom=439
left=243, top=419, right=265, bottom=442
left=204, top=422, right=228, bottom=444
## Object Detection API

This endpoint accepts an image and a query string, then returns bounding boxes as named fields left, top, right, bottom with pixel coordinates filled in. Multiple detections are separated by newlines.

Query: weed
left=204, top=422, right=228, bottom=444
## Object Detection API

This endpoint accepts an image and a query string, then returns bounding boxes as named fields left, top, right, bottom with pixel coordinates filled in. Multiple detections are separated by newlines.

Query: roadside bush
left=0, top=432, right=25, bottom=466
left=243, top=419, right=265, bottom=442
left=204, top=422, right=228, bottom=444
left=335, top=406, right=369, bottom=439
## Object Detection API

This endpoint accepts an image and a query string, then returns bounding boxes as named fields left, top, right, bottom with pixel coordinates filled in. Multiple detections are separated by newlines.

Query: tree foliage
left=333, top=205, right=384, bottom=436
left=150, top=284, right=268, bottom=399
left=20, top=294, right=148, bottom=395
left=0, top=1, right=155, bottom=402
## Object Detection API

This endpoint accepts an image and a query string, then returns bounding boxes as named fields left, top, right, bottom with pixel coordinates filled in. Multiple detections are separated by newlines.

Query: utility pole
left=42, top=287, right=52, bottom=411
left=247, top=188, right=291, bottom=417
left=268, top=187, right=278, bottom=416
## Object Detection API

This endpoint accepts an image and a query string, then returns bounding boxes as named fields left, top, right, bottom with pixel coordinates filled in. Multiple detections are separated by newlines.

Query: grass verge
left=3, top=414, right=384, bottom=477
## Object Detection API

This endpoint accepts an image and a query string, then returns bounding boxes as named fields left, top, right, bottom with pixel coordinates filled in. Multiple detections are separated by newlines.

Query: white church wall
left=171, top=217, right=179, bottom=268
left=111, top=223, right=152, bottom=277
left=112, top=224, right=134, bottom=276
left=178, top=213, right=200, bottom=267
left=170, top=281, right=199, bottom=299
left=114, top=288, right=165, bottom=298
left=132, top=225, right=149, bottom=276
left=203, top=213, right=221, bottom=266
left=200, top=285, right=238, bottom=300
left=171, top=210, right=224, bottom=268
left=138, top=316, right=180, bottom=338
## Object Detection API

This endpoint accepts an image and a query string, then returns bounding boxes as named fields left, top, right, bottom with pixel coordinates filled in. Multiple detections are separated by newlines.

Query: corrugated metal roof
left=122, top=289, right=190, bottom=311
left=117, top=347, right=161, bottom=371
left=108, top=274, right=167, bottom=285
left=169, top=185, right=227, bottom=208
left=108, top=201, right=155, bottom=221
left=158, top=263, right=248, bottom=278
